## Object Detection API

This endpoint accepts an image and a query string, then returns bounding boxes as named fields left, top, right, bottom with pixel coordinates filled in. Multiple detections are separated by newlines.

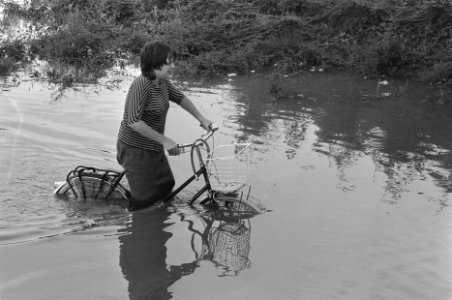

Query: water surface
left=1, top=70, right=452, bottom=299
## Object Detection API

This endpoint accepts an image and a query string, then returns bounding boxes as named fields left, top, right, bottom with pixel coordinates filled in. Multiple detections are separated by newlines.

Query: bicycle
left=54, top=124, right=263, bottom=217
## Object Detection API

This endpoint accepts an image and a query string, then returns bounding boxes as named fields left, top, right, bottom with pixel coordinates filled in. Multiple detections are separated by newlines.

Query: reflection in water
left=179, top=210, right=252, bottom=277
left=218, top=79, right=313, bottom=161
left=312, top=81, right=452, bottom=205
left=118, top=206, right=252, bottom=299
left=61, top=197, right=129, bottom=229
left=226, top=74, right=452, bottom=207
left=118, top=207, right=194, bottom=300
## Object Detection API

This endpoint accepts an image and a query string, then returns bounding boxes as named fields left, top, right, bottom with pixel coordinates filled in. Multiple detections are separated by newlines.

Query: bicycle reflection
left=118, top=206, right=252, bottom=299
left=180, top=209, right=252, bottom=277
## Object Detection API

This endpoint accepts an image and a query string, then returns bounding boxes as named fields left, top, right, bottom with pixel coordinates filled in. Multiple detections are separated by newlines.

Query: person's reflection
left=118, top=206, right=253, bottom=299
left=118, top=206, right=198, bottom=300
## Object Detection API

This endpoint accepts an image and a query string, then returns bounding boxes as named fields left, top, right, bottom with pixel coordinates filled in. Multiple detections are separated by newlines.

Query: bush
left=375, top=40, right=405, bottom=76
left=120, top=31, right=152, bottom=55
left=31, top=18, right=119, bottom=62
left=100, top=0, right=144, bottom=24
left=419, top=61, right=452, bottom=85
left=0, top=40, right=26, bottom=60
left=0, top=57, right=16, bottom=76
left=2, top=0, right=452, bottom=86
left=256, top=0, right=304, bottom=16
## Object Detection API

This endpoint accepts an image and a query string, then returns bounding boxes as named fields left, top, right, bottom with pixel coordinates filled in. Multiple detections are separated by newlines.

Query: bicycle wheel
left=55, top=174, right=129, bottom=201
left=213, top=196, right=260, bottom=219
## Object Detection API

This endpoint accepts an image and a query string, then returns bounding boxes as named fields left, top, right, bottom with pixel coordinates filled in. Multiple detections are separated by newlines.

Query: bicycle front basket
left=207, top=143, right=251, bottom=193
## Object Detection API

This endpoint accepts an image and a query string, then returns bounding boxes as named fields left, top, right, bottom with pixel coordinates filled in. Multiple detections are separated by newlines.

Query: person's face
left=154, top=56, right=175, bottom=80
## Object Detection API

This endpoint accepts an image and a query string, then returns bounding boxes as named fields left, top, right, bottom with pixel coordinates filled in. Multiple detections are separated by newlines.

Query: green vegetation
left=1, top=0, right=452, bottom=86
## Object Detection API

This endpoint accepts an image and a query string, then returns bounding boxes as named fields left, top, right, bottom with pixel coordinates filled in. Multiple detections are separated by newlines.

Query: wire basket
left=54, top=166, right=129, bottom=200
left=206, top=220, right=251, bottom=276
left=207, top=143, right=251, bottom=193
left=65, top=175, right=128, bottom=200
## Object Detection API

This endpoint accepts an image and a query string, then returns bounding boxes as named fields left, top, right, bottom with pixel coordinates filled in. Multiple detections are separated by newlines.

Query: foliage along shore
left=1, top=0, right=452, bottom=87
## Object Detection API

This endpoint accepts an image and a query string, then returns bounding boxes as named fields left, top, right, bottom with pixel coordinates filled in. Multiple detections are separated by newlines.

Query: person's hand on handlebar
left=199, top=117, right=213, bottom=131
left=163, top=138, right=180, bottom=156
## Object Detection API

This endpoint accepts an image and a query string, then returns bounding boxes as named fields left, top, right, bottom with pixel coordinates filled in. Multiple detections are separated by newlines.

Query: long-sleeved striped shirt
left=117, top=75, right=184, bottom=151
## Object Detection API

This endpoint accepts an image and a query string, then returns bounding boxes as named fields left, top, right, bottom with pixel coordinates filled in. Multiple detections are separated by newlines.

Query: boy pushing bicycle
left=116, top=41, right=212, bottom=210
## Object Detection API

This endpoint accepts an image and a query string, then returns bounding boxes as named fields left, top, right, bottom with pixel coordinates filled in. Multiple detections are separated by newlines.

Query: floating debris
left=377, top=80, right=392, bottom=97
left=82, top=219, right=96, bottom=229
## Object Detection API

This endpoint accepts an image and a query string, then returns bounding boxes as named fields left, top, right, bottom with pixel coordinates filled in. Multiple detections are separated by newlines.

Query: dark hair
left=140, top=41, right=175, bottom=80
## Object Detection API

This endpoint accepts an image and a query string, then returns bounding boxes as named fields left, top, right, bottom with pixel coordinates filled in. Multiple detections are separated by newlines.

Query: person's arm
left=179, top=96, right=212, bottom=130
left=129, top=120, right=179, bottom=155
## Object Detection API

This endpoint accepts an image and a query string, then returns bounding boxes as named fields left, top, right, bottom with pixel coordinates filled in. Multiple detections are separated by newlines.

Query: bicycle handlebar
left=177, top=123, right=219, bottom=150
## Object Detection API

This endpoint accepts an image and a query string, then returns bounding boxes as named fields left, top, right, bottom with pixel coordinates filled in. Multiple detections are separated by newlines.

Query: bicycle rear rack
left=66, top=165, right=126, bottom=200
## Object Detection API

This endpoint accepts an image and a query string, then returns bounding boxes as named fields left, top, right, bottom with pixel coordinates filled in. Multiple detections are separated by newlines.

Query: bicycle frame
left=163, top=128, right=217, bottom=205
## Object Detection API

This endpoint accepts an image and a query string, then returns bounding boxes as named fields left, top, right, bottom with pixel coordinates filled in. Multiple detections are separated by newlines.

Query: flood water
left=1, top=68, right=452, bottom=300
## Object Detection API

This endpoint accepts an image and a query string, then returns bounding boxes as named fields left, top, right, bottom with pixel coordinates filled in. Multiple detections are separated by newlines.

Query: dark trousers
left=117, top=140, right=175, bottom=209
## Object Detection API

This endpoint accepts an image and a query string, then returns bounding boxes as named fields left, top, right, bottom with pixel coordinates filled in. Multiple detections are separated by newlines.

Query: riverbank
left=1, top=0, right=452, bottom=87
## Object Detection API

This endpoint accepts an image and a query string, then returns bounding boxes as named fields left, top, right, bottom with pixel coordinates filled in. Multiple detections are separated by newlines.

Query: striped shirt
left=118, top=75, right=184, bottom=151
